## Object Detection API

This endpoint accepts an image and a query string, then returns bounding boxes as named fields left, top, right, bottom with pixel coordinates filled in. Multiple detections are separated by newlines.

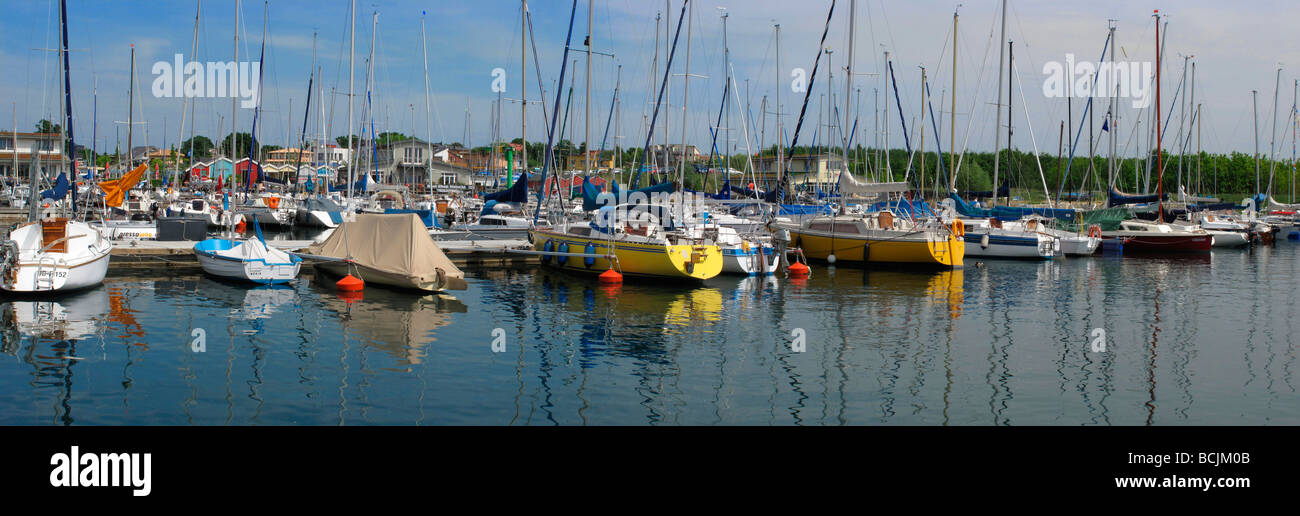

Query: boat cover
left=306, top=213, right=467, bottom=290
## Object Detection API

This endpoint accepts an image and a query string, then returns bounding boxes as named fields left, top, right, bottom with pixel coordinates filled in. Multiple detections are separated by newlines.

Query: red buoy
left=336, top=274, right=364, bottom=292
left=337, top=290, right=363, bottom=302
left=598, top=268, right=623, bottom=284
left=787, top=262, right=811, bottom=278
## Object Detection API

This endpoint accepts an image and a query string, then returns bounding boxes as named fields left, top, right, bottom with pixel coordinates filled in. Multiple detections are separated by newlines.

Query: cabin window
left=808, top=222, right=859, bottom=234
left=568, top=226, right=592, bottom=236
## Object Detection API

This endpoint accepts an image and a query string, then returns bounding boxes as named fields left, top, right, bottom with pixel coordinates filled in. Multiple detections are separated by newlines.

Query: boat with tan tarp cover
left=301, top=213, right=468, bottom=292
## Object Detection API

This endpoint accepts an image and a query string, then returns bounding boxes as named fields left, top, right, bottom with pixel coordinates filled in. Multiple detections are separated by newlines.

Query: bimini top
left=306, top=213, right=467, bottom=290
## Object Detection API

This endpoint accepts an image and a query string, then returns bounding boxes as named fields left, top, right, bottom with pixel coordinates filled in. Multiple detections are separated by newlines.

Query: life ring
left=542, top=240, right=554, bottom=264
left=557, top=242, right=569, bottom=266
left=741, top=240, right=751, bottom=253
left=583, top=243, right=596, bottom=268
left=1087, top=225, right=1102, bottom=239
left=952, top=220, right=965, bottom=237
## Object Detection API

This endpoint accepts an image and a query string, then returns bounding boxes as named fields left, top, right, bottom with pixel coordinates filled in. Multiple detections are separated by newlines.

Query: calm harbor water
left=1, top=243, right=1298, bottom=426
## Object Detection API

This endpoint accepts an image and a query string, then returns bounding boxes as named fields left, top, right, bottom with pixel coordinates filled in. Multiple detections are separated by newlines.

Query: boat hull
left=296, top=209, right=341, bottom=228
left=530, top=230, right=723, bottom=281
left=1103, top=234, right=1212, bottom=252
left=312, top=261, right=459, bottom=292
left=721, top=245, right=780, bottom=275
left=1208, top=231, right=1250, bottom=248
left=963, top=233, right=1057, bottom=260
left=1058, top=236, right=1101, bottom=256
left=789, top=230, right=964, bottom=268
left=1, top=220, right=112, bottom=292
left=194, top=240, right=301, bottom=284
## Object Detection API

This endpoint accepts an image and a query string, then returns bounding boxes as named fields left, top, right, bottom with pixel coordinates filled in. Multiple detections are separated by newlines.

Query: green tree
left=181, top=135, right=215, bottom=161
left=220, top=132, right=254, bottom=158
left=34, top=119, right=61, bottom=133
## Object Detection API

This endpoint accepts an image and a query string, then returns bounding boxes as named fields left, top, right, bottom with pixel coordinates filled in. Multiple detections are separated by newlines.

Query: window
left=405, top=147, right=423, bottom=162
left=440, top=173, right=458, bottom=185
left=0, top=139, right=11, bottom=150
left=36, top=139, right=54, bottom=151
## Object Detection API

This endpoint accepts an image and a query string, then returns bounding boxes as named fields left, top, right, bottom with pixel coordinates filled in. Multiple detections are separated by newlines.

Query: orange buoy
left=598, top=268, right=623, bottom=284
left=235, top=220, right=247, bottom=232
left=787, top=261, right=811, bottom=277
left=337, top=290, right=363, bottom=302
left=336, top=273, right=364, bottom=292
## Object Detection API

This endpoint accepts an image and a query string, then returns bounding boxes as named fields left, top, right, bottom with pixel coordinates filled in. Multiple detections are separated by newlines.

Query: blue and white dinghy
left=193, top=221, right=301, bottom=284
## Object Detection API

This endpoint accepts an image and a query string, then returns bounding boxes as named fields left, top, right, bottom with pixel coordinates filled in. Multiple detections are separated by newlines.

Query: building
left=0, top=132, right=63, bottom=178
left=312, top=144, right=350, bottom=168
left=266, top=147, right=307, bottom=166
left=646, top=144, right=701, bottom=168
left=563, top=150, right=615, bottom=171
left=371, top=138, right=475, bottom=190
left=751, top=153, right=845, bottom=188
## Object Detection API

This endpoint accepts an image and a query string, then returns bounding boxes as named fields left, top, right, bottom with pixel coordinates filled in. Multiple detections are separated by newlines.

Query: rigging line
left=778, top=0, right=837, bottom=201
left=1055, top=31, right=1111, bottom=203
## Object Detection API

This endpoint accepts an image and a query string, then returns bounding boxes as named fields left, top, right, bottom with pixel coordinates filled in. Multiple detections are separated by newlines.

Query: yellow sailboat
left=530, top=204, right=723, bottom=281
left=780, top=210, right=965, bottom=268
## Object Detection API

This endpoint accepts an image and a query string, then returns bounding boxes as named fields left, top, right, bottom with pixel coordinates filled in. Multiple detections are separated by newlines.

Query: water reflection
left=315, top=285, right=467, bottom=368
left=0, top=244, right=1297, bottom=425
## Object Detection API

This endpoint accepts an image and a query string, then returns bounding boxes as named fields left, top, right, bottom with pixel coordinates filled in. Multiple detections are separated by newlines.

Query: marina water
left=2, top=243, right=1298, bottom=425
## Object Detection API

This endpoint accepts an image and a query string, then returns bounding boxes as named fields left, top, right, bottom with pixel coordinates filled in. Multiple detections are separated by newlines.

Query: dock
left=107, top=238, right=537, bottom=269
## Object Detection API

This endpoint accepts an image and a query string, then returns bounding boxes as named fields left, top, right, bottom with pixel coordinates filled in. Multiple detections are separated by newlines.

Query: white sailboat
left=0, top=0, right=111, bottom=293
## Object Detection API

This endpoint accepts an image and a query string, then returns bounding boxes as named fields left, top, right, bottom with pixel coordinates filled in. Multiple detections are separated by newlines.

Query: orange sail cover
left=97, top=163, right=148, bottom=208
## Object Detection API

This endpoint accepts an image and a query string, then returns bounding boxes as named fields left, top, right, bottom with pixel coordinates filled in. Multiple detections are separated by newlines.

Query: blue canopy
left=40, top=173, right=70, bottom=200
left=1108, top=187, right=1167, bottom=207
left=485, top=172, right=529, bottom=203
left=581, top=176, right=604, bottom=212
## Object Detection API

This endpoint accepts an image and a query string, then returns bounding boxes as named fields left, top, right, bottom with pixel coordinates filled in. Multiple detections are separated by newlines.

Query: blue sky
left=2, top=0, right=1298, bottom=165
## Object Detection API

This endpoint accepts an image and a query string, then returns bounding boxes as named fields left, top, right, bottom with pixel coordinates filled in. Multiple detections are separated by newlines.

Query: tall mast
left=231, top=0, right=238, bottom=174
left=584, top=0, right=593, bottom=176
left=948, top=9, right=956, bottom=189
left=1253, top=90, right=1260, bottom=198
left=175, top=0, right=200, bottom=191
left=721, top=8, right=729, bottom=184
left=346, top=0, right=356, bottom=202
left=678, top=0, right=694, bottom=185
left=1177, top=55, right=1187, bottom=197
left=1107, top=21, right=1116, bottom=189
left=1267, top=66, right=1282, bottom=197
left=1188, top=59, right=1195, bottom=193
left=775, top=23, right=783, bottom=189
left=842, top=0, right=854, bottom=179
left=58, top=0, right=78, bottom=216
left=991, top=1, right=1004, bottom=205
left=1008, top=40, right=1014, bottom=198
left=421, top=12, right=434, bottom=195
left=128, top=46, right=135, bottom=172
left=521, top=0, right=528, bottom=175
left=918, top=67, right=926, bottom=198
left=1154, top=10, right=1164, bottom=222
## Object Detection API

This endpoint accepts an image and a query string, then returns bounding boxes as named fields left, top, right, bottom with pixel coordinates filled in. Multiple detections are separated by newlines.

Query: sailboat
left=1101, top=12, right=1210, bottom=253
left=0, top=0, right=112, bottom=293
left=193, top=219, right=301, bottom=284
left=91, top=45, right=158, bottom=241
